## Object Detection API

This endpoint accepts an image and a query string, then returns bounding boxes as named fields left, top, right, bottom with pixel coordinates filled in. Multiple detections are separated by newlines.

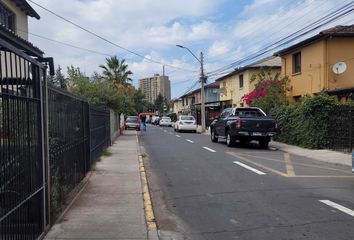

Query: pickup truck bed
left=210, top=107, right=278, bottom=148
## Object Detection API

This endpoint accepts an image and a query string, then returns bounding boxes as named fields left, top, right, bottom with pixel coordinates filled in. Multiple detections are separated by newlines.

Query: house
left=275, top=24, right=354, bottom=102
left=215, top=56, right=281, bottom=107
left=178, top=81, right=220, bottom=126
left=172, top=98, right=183, bottom=114
left=0, top=0, right=43, bottom=58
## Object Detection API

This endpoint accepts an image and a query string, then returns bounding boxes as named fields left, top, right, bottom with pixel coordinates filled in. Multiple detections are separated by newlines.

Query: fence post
left=40, top=66, right=50, bottom=230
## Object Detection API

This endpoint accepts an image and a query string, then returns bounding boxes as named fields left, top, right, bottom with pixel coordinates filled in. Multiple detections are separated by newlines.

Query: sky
left=27, top=0, right=354, bottom=98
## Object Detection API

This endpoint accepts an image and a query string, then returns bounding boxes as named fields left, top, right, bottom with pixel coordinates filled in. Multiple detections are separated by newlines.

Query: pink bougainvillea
left=241, top=80, right=282, bottom=106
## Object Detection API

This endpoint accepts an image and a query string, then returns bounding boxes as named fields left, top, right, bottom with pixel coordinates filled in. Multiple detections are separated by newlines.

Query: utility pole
left=176, top=44, right=207, bottom=133
left=200, top=52, right=206, bottom=133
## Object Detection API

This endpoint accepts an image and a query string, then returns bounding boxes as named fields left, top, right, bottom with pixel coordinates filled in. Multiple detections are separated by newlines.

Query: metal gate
left=0, top=39, right=46, bottom=239
left=328, top=107, right=354, bottom=153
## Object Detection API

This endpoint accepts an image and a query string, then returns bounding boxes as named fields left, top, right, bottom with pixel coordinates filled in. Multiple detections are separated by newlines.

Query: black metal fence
left=89, top=105, right=110, bottom=167
left=1, top=39, right=114, bottom=239
left=328, top=107, right=354, bottom=153
left=47, top=86, right=111, bottom=224
left=0, top=39, right=46, bottom=239
left=47, top=86, right=89, bottom=222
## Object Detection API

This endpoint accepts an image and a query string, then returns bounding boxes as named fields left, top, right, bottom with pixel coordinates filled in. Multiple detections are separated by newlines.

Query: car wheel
left=259, top=139, right=269, bottom=149
left=226, top=131, right=235, bottom=147
left=211, top=128, right=218, bottom=142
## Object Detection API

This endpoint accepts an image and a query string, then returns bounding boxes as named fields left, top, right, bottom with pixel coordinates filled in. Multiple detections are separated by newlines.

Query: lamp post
left=176, top=45, right=206, bottom=132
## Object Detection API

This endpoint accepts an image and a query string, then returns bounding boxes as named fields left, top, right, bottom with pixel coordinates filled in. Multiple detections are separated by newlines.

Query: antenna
left=332, top=62, right=347, bottom=75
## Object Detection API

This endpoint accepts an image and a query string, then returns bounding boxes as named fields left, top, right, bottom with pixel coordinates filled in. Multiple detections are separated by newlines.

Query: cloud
left=26, top=0, right=354, bottom=98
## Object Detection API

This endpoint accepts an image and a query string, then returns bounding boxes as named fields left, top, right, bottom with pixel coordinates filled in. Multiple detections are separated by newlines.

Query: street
left=139, top=125, right=354, bottom=240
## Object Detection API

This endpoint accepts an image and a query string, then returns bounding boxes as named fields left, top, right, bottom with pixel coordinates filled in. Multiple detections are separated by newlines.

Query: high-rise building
left=139, top=74, right=171, bottom=103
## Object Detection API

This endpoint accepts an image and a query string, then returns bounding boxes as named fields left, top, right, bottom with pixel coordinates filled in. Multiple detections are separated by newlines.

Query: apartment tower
left=139, top=74, right=171, bottom=103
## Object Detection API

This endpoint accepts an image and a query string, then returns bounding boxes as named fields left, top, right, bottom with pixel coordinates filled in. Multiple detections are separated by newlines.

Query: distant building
left=139, top=74, right=171, bottom=103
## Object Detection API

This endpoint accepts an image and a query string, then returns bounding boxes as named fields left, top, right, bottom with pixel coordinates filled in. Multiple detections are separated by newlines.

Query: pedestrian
left=141, top=114, right=146, bottom=131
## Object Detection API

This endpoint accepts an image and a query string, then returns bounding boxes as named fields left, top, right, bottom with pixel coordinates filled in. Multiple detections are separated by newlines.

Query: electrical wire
left=27, top=0, right=198, bottom=73
left=206, top=1, right=354, bottom=77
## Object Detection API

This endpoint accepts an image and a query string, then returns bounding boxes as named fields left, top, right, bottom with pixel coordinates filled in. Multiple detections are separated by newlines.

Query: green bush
left=272, top=93, right=339, bottom=149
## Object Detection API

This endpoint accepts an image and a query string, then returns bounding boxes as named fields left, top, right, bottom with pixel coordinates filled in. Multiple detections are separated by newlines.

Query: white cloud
left=26, top=0, right=354, bottom=98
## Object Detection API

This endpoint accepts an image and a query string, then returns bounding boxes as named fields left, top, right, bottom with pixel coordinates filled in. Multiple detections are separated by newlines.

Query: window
left=293, top=52, right=301, bottom=74
left=239, top=74, right=244, bottom=89
left=0, top=3, right=15, bottom=31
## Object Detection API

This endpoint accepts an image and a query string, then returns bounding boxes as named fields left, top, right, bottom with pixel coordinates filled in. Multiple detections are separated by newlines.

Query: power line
left=27, top=0, right=198, bottom=73
left=18, top=28, right=113, bottom=57
left=206, top=1, right=354, bottom=77
left=207, top=0, right=342, bottom=62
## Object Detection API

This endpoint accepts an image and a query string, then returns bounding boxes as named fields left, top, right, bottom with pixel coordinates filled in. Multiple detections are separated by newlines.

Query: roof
left=12, top=0, right=40, bottom=19
left=275, top=24, right=354, bottom=56
left=0, top=24, right=44, bottom=57
left=179, top=81, right=220, bottom=98
left=215, top=56, right=281, bottom=82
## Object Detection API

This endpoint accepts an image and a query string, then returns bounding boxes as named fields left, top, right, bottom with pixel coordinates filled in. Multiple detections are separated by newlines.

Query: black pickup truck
left=210, top=107, right=278, bottom=148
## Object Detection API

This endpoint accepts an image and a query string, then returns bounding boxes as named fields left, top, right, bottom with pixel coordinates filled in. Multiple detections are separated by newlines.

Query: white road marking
left=176, top=135, right=181, bottom=138
left=186, top=139, right=194, bottom=143
left=233, top=161, right=266, bottom=175
left=319, top=200, right=354, bottom=217
left=203, top=147, right=216, bottom=152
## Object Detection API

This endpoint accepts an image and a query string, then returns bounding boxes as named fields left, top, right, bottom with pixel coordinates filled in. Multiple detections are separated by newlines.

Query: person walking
left=141, top=114, right=146, bottom=131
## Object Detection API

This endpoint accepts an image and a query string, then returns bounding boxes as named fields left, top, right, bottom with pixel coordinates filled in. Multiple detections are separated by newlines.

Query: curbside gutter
left=136, top=132, right=159, bottom=240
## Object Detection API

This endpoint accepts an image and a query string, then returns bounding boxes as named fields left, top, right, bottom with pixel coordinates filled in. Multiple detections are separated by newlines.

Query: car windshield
left=234, top=109, right=264, bottom=117
left=181, top=116, right=194, bottom=121
left=126, top=117, right=138, bottom=122
left=162, top=117, right=171, bottom=121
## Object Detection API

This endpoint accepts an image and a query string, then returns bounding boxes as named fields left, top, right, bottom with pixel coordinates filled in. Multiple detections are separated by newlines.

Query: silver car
left=125, top=116, right=140, bottom=130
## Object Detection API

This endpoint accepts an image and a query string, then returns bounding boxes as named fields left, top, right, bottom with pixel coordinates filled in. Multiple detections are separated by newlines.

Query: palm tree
left=99, top=56, right=133, bottom=87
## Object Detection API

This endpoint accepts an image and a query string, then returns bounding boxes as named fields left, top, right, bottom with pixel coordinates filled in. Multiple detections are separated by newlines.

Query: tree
left=133, top=89, right=149, bottom=113
left=241, top=67, right=289, bottom=114
left=154, top=94, right=165, bottom=114
left=48, top=65, right=67, bottom=89
left=99, top=56, right=133, bottom=88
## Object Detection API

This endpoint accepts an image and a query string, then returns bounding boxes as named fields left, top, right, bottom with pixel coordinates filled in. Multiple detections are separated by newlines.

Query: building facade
left=139, top=74, right=171, bottom=103
left=216, top=56, right=281, bottom=108
left=275, top=25, right=354, bottom=102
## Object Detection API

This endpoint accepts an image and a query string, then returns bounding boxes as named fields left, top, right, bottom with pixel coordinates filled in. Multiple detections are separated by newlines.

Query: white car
left=159, top=116, right=172, bottom=127
left=174, top=115, right=197, bottom=133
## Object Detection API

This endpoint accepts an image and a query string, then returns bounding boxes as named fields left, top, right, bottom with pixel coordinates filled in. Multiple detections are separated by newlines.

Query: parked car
left=209, top=107, right=278, bottom=148
left=159, top=116, right=172, bottom=127
left=125, top=116, right=140, bottom=130
left=152, top=117, right=160, bottom=125
left=174, top=115, right=197, bottom=133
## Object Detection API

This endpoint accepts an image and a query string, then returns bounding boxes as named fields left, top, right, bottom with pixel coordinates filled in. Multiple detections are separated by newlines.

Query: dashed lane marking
left=186, top=139, right=194, bottom=143
left=227, top=152, right=287, bottom=177
left=233, top=161, right=266, bottom=175
left=176, top=135, right=181, bottom=138
left=203, top=147, right=216, bottom=152
left=319, top=200, right=354, bottom=217
left=284, top=153, right=295, bottom=176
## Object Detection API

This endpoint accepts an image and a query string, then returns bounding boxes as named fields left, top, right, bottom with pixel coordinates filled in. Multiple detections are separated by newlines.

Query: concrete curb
left=136, top=132, right=160, bottom=240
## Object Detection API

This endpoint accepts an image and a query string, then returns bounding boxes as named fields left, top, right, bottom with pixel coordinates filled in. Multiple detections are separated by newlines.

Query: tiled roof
left=12, top=0, right=40, bottom=19
left=215, top=56, right=281, bottom=82
left=0, top=24, right=43, bottom=57
left=321, top=24, right=354, bottom=35
left=275, top=24, right=354, bottom=56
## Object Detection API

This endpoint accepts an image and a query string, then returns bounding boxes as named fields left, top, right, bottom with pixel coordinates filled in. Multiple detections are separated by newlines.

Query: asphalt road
left=138, top=124, right=354, bottom=240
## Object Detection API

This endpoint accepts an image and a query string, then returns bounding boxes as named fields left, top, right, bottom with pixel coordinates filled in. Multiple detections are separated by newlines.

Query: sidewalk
left=201, top=128, right=352, bottom=167
left=45, top=131, right=148, bottom=240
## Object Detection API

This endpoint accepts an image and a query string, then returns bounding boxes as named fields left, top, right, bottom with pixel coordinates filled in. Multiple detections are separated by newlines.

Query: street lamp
left=176, top=44, right=206, bottom=132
